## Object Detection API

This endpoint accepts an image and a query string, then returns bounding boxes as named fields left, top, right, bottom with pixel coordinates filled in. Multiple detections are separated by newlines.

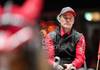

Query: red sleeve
left=72, top=35, right=86, bottom=68
left=45, top=34, right=55, bottom=65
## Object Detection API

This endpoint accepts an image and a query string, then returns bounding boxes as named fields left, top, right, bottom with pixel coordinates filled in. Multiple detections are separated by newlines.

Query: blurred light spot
left=84, top=12, right=93, bottom=21
left=92, top=12, right=100, bottom=21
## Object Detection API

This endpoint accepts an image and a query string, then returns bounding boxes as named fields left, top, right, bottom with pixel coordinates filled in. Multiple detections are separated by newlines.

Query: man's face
left=60, top=12, right=74, bottom=29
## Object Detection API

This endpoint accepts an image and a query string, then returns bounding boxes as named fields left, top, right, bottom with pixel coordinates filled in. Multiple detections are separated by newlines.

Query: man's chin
left=63, top=26, right=70, bottom=28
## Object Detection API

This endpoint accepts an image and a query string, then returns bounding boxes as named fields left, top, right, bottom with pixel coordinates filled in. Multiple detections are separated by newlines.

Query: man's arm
left=45, top=33, right=64, bottom=70
left=72, top=35, right=86, bottom=68
left=45, top=34, right=55, bottom=65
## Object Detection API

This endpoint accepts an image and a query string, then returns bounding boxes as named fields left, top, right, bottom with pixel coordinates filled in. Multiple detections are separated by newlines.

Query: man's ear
left=59, top=16, right=65, bottom=22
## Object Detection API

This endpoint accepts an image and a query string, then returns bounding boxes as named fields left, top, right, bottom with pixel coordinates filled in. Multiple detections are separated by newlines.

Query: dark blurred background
left=44, top=0, right=100, bottom=11
left=41, top=0, right=100, bottom=69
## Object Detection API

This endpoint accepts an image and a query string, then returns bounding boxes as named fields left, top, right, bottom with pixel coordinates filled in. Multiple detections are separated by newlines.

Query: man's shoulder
left=48, top=27, right=59, bottom=37
left=73, top=30, right=83, bottom=37
left=72, top=30, right=85, bottom=42
left=48, top=31, right=57, bottom=39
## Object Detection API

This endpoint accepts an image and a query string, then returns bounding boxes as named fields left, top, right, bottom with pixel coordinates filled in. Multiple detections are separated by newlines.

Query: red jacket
left=45, top=29, right=86, bottom=68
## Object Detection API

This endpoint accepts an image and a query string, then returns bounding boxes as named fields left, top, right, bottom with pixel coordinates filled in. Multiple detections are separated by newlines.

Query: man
left=45, top=7, right=86, bottom=70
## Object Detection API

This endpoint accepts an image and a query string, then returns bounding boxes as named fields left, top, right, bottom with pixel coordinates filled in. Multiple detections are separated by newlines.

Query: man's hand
left=56, top=64, right=64, bottom=70
left=53, top=63, right=64, bottom=70
left=63, top=64, right=76, bottom=70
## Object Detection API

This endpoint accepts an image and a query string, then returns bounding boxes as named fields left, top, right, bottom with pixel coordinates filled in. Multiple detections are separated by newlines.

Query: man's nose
left=66, top=19, right=70, bottom=22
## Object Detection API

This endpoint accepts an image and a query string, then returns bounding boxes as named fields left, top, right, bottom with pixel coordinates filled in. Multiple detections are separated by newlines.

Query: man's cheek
left=62, top=19, right=66, bottom=24
left=60, top=17, right=65, bottom=22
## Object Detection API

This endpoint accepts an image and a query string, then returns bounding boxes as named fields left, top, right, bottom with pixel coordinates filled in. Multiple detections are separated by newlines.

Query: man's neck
left=64, top=28, right=71, bottom=33
left=62, top=27, right=71, bottom=32
left=60, top=27, right=71, bottom=36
